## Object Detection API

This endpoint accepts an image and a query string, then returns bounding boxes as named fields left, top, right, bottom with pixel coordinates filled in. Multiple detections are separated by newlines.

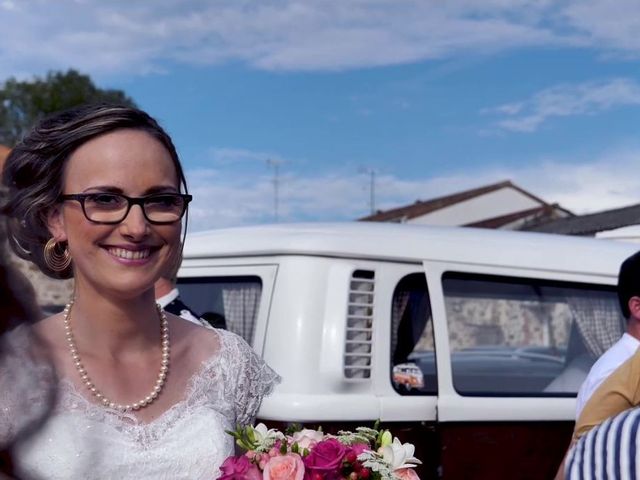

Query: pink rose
left=269, top=447, right=281, bottom=458
left=303, top=438, right=347, bottom=475
left=349, top=443, right=369, bottom=457
left=263, top=453, right=305, bottom=480
left=345, top=443, right=370, bottom=465
left=219, top=455, right=262, bottom=480
left=395, top=468, right=420, bottom=480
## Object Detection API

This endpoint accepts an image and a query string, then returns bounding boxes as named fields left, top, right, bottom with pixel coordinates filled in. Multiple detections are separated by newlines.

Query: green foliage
left=227, top=425, right=260, bottom=452
left=0, top=69, right=136, bottom=146
left=284, top=423, right=303, bottom=436
left=336, top=427, right=379, bottom=446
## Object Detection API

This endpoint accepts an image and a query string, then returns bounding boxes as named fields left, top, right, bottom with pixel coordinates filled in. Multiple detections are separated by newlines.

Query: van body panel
left=439, top=421, right=571, bottom=479
left=259, top=394, right=380, bottom=421
left=180, top=223, right=638, bottom=479
left=184, top=223, right=633, bottom=276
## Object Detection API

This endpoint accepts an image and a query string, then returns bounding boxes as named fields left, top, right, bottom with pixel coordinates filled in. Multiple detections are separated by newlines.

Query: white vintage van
left=178, top=223, right=637, bottom=480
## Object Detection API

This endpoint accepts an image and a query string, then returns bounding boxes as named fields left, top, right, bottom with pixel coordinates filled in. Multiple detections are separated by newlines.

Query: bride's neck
left=68, top=288, right=161, bottom=357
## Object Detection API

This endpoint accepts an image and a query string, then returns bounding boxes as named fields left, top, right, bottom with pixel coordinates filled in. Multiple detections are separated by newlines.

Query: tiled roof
left=523, top=203, right=640, bottom=236
left=359, top=180, right=549, bottom=222
left=465, top=203, right=573, bottom=229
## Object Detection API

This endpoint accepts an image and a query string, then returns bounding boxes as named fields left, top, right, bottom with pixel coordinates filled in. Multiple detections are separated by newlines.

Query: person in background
left=553, top=251, right=640, bottom=479
left=566, top=407, right=640, bottom=479
left=200, top=311, right=226, bottom=330
left=574, top=250, right=640, bottom=418
left=154, top=274, right=206, bottom=327
left=154, top=253, right=225, bottom=329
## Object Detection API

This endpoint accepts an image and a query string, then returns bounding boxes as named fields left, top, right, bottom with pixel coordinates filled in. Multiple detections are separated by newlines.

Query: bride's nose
left=119, top=204, right=150, bottom=239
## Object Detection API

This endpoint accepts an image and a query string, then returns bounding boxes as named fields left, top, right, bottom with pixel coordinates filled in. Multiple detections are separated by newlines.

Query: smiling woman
left=0, top=104, right=280, bottom=480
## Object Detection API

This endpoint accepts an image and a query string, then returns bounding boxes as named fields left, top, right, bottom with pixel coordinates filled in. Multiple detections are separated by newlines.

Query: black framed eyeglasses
left=59, top=192, right=193, bottom=225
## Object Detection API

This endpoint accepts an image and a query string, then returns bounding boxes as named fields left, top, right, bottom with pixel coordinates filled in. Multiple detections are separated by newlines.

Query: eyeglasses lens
left=84, top=194, right=184, bottom=223
left=144, top=195, right=184, bottom=223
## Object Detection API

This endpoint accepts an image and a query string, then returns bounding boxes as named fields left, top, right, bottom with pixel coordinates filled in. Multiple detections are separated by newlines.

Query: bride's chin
left=93, top=280, right=158, bottom=303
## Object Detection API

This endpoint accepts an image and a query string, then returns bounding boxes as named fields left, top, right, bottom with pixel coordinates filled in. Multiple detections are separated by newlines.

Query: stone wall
left=2, top=234, right=73, bottom=314
left=9, top=254, right=73, bottom=312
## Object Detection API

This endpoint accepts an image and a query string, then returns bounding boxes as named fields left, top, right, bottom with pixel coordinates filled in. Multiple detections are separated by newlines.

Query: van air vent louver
left=344, top=270, right=374, bottom=380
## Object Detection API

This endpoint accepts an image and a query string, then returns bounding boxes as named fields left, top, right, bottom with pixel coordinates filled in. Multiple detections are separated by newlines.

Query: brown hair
left=1, top=103, right=188, bottom=279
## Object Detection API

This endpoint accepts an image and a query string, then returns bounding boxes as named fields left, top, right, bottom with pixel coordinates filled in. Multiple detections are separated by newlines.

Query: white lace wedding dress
left=0, top=327, right=280, bottom=480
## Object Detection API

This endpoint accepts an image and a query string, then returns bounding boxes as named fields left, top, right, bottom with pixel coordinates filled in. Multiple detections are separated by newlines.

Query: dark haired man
left=553, top=251, right=640, bottom=480
left=154, top=275, right=206, bottom=326
left=574, top=250, right=640, bottom=418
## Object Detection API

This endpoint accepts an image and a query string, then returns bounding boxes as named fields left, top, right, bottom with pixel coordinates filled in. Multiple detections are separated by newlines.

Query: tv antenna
left=266, top=159, right=282, bottom=222
left=359, top=167, right=377, bottom=215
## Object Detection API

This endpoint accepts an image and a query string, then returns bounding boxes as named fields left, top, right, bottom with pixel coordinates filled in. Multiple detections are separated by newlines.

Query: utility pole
left=266, top=159, right=281, bottom=222
left=369, top=169, right=376, bottom=215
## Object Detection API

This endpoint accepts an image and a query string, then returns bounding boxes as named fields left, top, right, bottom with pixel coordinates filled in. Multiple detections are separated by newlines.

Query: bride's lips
left=103, top=245, right=160, bottom=265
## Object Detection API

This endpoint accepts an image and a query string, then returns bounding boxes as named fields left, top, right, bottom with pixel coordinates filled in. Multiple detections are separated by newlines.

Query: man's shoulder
left=582, top=336, right=637, bottom=388
left=575, top=335, right=640, bottom=418
left=592, top=335, right=638, bottom=371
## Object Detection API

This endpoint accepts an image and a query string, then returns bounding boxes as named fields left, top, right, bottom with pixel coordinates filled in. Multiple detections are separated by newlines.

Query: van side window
left=391, top=273, right=437, bottom=395
left=442, top=272, right=622, bottom=397
left=177, top=276, right=262, bottom=343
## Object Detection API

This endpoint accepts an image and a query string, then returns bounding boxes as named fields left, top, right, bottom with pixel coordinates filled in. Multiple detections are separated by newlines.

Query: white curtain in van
left=222, top=285, right=261, bottom=342
left=568, top=295, right=625, bottom=358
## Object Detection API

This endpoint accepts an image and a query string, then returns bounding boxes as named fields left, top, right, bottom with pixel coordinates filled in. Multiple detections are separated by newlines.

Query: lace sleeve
left=222, top=331, right=281, bottom=427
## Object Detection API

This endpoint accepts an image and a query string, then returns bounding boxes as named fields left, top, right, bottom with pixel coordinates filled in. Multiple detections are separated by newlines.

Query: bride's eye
left=87, top=194, right=125, bottom=210
left=146, top=194, right=182, bottom=210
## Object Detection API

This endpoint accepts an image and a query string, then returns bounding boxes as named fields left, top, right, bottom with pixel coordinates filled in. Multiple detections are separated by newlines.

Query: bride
left=0, top=104, right=279, bottom=479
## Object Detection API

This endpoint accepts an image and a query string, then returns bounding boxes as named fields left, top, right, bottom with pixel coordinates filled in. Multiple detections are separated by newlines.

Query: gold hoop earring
left=43, top=238, right=71, bottom=272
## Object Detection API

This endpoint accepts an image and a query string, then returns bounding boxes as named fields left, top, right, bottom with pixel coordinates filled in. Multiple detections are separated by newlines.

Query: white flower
left=379, top=437, right=422, bottom=470
left=252, top=423, right=284, bottom=450
left=290, top=428, right=324, bottom=450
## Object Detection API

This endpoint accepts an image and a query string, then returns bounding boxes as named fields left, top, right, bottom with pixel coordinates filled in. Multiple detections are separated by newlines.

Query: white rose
left=290, top=429, right=324, bottom=450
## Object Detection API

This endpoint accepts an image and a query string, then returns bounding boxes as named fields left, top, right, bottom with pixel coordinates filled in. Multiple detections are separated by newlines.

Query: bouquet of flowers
left=219, top=423, right=421, bottom=480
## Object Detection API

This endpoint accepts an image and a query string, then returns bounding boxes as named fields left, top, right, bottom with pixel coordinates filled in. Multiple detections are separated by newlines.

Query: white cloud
left=486, top=78, right=640, bottom=132
left=510, top=150, right=640, bottom=214
left=185, top=146, right=640, bottom=231
left=0, top=0, right=588, bottom=78
left=186, top=167, right=370, bottom=230
left=207, top=147, right=283, bottom=166
left=563, top=0, right=640, bottom=53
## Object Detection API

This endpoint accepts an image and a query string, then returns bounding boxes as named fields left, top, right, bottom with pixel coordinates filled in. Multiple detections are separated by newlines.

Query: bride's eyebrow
left=80, top=185, right=179, bottom=194
left=144, top=186, right=180, bottom=194
left=81, top=186, right=123, bottom=193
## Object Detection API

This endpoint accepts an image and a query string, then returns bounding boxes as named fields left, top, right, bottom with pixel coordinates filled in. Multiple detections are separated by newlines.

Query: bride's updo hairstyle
left=1, top=104, right=188, bottom=280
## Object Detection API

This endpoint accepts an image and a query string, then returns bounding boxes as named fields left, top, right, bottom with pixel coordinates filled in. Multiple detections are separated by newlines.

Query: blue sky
left=2, top=0, right=640, bottom=230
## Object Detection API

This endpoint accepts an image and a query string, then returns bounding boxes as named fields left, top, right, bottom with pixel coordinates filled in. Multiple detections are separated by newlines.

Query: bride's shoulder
left=169, top=314, right=250, bottom=365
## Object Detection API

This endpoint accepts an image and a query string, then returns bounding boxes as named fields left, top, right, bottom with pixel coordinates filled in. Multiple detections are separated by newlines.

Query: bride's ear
left=46, top=205, right=68, bottom=242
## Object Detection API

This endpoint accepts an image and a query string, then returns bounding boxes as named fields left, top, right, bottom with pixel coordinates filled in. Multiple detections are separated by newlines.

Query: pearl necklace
left=63, top=300, right=170, bottom=413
